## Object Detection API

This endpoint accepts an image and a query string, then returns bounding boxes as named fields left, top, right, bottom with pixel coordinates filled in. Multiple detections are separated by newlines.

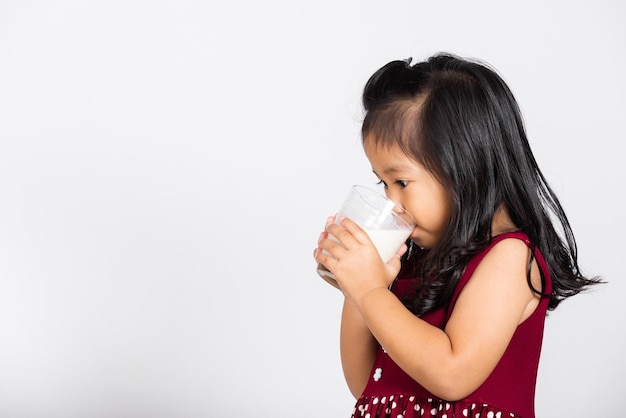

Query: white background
left=0, top=1, right=624, bottom=417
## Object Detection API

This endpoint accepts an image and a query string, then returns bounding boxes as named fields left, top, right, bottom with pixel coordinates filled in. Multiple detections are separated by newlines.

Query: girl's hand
left=314, top=217, right=405, bottom=303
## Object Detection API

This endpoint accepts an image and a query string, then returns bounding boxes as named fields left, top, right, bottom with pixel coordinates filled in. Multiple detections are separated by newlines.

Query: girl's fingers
left=317, top=230, right=345, bottom=257
left=396, top=243, right=408, bottom=258
left=317, top=215, right=335, bottom=244
left=317, top=215, right=336, bottom=243
left=338, top=217, right=372, bottom=245
left=325, top=217, right=375, bottom=253
left=326, top=222, right=359, bottom=250
left=314, top=242, right=341, bottom=272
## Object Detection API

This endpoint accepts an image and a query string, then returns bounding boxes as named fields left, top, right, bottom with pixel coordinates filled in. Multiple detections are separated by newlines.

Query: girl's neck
left=492, top=205, right=518, bottom=236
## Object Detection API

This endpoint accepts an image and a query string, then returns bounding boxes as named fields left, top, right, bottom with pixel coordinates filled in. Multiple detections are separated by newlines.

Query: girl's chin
left=409, top=234, right=432, bottom=250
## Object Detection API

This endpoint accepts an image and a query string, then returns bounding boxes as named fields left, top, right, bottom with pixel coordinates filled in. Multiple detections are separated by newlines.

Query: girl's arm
left=315, top=215, right=401, bottom=399
left=318, top=218, right=540, bottom=401
left=340, top=298, right=378, bottom=398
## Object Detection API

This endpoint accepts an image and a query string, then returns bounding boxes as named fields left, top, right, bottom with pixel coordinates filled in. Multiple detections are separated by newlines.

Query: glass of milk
left=317, top=185, right=415, bottom=288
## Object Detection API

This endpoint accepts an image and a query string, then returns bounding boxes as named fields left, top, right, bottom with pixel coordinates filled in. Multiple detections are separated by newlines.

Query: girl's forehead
left=364, top=135, right=414, bottom=161
left=363, top=134, right=437, bottom=180
left=363, top=134, right=403, bottom=152
left=364, top=139, right=418, bottom=169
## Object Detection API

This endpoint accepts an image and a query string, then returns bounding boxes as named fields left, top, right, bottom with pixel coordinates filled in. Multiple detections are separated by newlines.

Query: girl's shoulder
left=445, top=231, right=551, bottom=319
left=460, top=231, right=533, bottom=279
left=464, top=231, right=543, bottom=286
left=479, top=231, right=534, bottom=267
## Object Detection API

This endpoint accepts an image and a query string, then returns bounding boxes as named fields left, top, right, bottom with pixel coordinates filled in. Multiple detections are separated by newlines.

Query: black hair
left=361, top=53, right=602, bottom=315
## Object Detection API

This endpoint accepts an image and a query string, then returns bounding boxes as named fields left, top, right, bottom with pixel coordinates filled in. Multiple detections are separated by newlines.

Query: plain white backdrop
left=0, top=1, right=624, bottom=417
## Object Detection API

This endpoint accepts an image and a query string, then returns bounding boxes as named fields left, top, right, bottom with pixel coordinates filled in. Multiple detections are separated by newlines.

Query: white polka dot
left=409, top=396, right=415, bottom=402
left=431, top=408, right=437, bottom=415
left=496, top=413, right=502, bottom=418
left=373, top=397, right=379, bottom=405
left=381, top=396, right=386, bottom=404
left=463, top=409, right=468, bottom=417
left=488, top=412, right=494, bottom=418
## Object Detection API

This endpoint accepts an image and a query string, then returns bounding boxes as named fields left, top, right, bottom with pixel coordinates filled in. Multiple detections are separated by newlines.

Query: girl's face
left=363, top=135, right=452, bottom=249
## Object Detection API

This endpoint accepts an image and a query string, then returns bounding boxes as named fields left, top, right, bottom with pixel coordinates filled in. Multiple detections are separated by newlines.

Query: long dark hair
left=361, top=53, right=601, bottom=315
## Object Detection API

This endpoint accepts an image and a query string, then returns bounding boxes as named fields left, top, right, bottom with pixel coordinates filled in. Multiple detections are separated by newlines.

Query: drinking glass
left=316, top=185, right=415, bottom=288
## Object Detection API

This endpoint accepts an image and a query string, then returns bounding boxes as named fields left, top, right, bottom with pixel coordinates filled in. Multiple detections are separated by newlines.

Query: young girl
left=314, top=53, right=601, bottom=418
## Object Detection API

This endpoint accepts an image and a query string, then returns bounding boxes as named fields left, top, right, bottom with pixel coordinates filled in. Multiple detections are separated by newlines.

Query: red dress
left=351, top=232, right=552, bottom=418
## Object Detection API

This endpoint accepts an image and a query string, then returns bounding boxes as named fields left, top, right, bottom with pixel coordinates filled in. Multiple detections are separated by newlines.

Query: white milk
left=326, top=228, right=410, bottom=262
left=365, top=228, right=412, bottom=262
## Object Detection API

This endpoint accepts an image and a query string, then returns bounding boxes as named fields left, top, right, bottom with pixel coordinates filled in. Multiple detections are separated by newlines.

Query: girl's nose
left=385, top=189, right=401, bottom=205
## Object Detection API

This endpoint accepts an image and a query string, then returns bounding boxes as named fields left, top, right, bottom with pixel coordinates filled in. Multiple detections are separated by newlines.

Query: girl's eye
left=377, top=179, right=408, bottom=189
